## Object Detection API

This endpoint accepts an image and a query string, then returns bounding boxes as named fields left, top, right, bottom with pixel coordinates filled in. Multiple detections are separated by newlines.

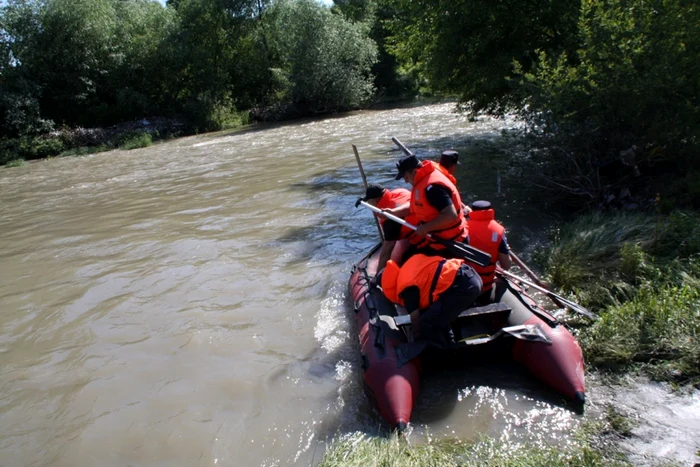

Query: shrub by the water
left=59, top=144, right=112, bottom=157
left=4, top=159, right=25, bottom=168
left=538, top=210, right=700, bottom=385
left=119, top=132, right=152, bottom=150
left=1, top=136, right=64, bottom=164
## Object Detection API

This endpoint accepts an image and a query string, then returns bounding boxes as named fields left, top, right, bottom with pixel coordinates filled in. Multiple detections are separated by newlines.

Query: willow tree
left=264, top=0, right=378, bottom=115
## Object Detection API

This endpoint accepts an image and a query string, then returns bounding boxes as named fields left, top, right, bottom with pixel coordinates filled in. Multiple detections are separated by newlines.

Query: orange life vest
left=381, top=254, right=462, bottom=309
left=428, top=160, right=457, bottom=185
left=375, top=188, right=414, bottom=239
left=376, top=188, right=410, bottom=224
left=409, top=162, right=467, bottom=248
left=467, top=208, right=505, bottom=291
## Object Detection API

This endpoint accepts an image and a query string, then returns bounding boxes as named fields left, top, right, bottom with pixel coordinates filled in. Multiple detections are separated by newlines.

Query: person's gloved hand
left=355, top=198, right=363, bottom=208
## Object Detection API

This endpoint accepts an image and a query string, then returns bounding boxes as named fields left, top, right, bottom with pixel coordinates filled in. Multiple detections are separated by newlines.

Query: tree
left=333, top=0, right=417, bottom=98
left=165, top=0, right=264, bottom=129
left=265, top=0, right=377, bottom=115
left=1, top=0, right=53, bottom=137
left=382, top=0, right=580, bottom=113
left=517, top=0, right=700, bottom=203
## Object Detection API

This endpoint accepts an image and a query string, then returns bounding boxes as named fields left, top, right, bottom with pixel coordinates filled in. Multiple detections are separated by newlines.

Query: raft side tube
left=349, top=249, right=422, bottom=429
left=498, top=280, right=586, bottom=402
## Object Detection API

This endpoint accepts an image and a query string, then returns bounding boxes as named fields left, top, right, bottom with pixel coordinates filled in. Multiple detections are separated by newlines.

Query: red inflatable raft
left=348, top=243, right=586, bottom=431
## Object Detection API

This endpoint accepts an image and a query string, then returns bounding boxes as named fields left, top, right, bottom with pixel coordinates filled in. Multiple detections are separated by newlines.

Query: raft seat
left=455, top=302, right=512, bottom=343
left=457, top=302, right=511, bottom=319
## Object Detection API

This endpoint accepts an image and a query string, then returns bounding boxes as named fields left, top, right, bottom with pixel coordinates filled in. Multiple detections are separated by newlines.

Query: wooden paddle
left=509, top=251, right=570, bottom=311
left=353, top=144, right=384, bottom=241
left=495, top=265, right=597, bottom=320
left=392, top=136, right=414, bottom=157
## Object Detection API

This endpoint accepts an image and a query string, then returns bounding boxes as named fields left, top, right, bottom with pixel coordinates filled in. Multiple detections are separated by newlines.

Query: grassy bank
left=1, top=129, right=157, bottom=167
left=318, top=411, right=631, bottom=467
left=1, top=112, right=245, bottom=167
left=536, top=210, right=700, bottom=386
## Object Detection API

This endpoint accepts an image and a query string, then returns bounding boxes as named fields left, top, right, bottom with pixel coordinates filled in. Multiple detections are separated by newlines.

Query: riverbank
left=0, top=116, right=191, bottom=167
left=538, top=210, right=700, bottom=387
left=318, top=377, right=700, bottom=466
left=0, top=97, right=458, bottom=168
left=317, top=409, right=631, bottom=466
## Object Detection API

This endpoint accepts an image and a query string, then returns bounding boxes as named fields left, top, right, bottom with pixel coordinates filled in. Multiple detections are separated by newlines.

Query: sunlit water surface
left=1, top=103, right=697, bottom=466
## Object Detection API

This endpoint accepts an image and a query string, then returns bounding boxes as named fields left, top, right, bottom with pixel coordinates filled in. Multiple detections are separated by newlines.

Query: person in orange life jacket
left=433, top=150, right=471, bottom=214
left=380, top=253, right=482, bottom=349
left=383, top=155, right=468, bottom=258
left=437, top=150, right=459, bottom=183
left=466, top=200, right=512, bottom=295
left=355, top=184, right=412, bottom=271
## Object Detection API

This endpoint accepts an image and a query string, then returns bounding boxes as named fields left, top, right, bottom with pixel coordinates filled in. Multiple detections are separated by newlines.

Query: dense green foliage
left=537, top=210, right=700, bottom=384
left=1, top=0, right=378, bottom=162
left=263, top=0, right=377, bottom=117
left=379, top=0, right=699, bottom=206
left=516, top=0, right=700, bottom=205
left=382, top=0, right=581, bottom=113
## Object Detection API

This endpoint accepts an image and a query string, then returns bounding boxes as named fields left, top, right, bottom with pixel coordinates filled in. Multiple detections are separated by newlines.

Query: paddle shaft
left=510, top=252, right=569, bottom=310
left=392, top=137, right=414, bottom=156
left=353, top=145, right=384, bottom=241
left=495, top=266, right=597, bottom=320
left=358, top=201, right=491, bottom=267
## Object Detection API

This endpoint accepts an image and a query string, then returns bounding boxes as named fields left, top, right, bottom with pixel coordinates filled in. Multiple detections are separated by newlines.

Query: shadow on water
left=413, top=352, right=581, bottom=424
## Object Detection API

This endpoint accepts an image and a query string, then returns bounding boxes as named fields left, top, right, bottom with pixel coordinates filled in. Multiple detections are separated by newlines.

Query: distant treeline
left=2, top=0, right=699, bottom=207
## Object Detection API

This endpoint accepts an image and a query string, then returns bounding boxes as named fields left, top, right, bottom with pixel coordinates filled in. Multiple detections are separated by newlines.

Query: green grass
left=579, top=280, right=700, bottom=384
left=4, top=158, right=25, bottom=168
left=317, top=426, right=630, bottom=467
left=536, top=210, right=700, bottom=385
left=119, top=131, right=153, bottom=150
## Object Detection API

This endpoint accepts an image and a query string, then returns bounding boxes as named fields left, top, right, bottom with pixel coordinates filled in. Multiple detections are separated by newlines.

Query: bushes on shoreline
left=537, top=210, right=700, bottom=385
left=0, top=116, right=188, bottom=166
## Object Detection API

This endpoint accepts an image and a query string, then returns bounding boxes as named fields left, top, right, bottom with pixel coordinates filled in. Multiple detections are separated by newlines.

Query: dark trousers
left=416, top=263, right=483, bottom=349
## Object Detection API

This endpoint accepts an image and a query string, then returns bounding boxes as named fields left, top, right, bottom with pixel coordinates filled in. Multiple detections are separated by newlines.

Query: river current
left=1, top=103, right=697, bottom=466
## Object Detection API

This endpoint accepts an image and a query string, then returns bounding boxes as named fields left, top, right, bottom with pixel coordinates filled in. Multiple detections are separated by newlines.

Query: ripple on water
left=592, top=377, right=700, bottom=466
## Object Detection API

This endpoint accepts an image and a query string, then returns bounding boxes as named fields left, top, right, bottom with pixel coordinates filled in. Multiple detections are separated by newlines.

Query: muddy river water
left=1, top=103, right=698, bottom=466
